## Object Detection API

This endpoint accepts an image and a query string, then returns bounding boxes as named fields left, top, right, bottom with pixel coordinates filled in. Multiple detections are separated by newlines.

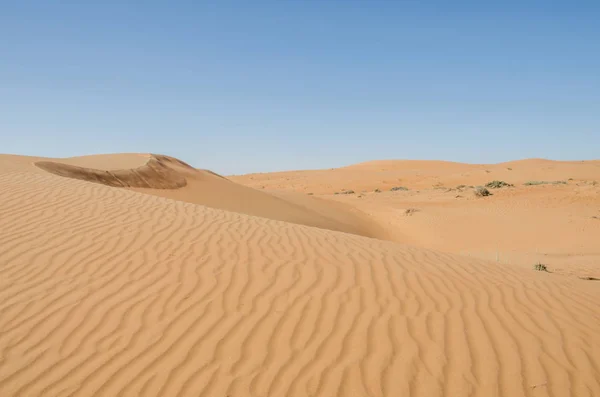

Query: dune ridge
left=35, top=155, right=191, bottom=189
left=32, top=154, right=388, bottom=240
left=1, top=154, right=599, bottom=396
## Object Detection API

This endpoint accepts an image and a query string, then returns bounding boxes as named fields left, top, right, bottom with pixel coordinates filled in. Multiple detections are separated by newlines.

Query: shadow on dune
left=35, top=154, right=193, bottom=189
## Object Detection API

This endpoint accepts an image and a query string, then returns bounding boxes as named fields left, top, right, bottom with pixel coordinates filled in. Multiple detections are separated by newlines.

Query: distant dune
left=231, top=158, right=600, bottom=277
left=232, top=158, right=600, bottom=193
left=1, top=153, right=599, bottom=396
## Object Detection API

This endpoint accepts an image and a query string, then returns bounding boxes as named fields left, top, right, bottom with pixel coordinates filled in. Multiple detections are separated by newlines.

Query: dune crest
left=32, top=154, right=388, bottom=240
left=35, top=154, right=191, bottom=189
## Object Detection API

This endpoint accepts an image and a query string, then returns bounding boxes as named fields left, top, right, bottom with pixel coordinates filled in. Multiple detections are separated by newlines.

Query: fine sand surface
left=1, top=153, right=600, bottom=397
left=232, top=159, right=600, bottom=278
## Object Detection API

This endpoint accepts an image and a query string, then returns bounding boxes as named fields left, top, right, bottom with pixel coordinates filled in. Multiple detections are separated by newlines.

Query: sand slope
left=32, top=154, right=386, bottom=240
left=231, top=159, right=600, bottom=276
left=1, top=154, right=600, bottom=397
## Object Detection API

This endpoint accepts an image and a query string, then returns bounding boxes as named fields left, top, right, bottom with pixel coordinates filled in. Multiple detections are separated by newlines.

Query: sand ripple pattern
left=1, top=159, right=599, bottom=397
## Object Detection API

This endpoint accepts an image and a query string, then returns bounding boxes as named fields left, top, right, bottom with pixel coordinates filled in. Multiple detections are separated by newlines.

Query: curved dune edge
left=35, top=154, right=191, bottom=189
left=33, top=153, right=388, bottom=240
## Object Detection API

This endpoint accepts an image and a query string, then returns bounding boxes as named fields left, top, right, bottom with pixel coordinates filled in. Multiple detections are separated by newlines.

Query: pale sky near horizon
left=2, top=2, right=599, bottom=175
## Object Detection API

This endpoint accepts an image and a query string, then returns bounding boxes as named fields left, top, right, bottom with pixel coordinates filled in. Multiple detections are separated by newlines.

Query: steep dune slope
left=131, top=162, right=388, bottom=240
left=31, top=154, right=386, bottom=239
left=1, top=155, right=600, bottom=396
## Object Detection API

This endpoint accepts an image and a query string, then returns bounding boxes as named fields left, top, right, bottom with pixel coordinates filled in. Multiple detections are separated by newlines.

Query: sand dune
left=231, top=158, right=600, bottom=192
left=232, top=159, right=600, bottom=277
left=31, top=154, right=386, bottom=239
left=128, top=159, right=388, bottom=240
left=1, top=154, right=599, bottom=396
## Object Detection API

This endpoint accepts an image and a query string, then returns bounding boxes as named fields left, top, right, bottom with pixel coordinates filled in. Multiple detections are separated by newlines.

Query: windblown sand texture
left=1, top=154, right=599, bottom=397
left=232, top=159, right=600, bottom=277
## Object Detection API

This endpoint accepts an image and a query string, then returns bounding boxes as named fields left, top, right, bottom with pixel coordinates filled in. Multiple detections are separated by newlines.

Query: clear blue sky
left=2, top=2, right=599, bottom=174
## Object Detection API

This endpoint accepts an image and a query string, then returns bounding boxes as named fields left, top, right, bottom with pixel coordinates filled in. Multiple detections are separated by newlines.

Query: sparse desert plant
left=456, top=184, right=467, bottom=189
left=485, top=180, right=513, bottom=189
left=524, top=180, right=567, bottom=186
left=390, top=186, right=408, bottom=191
left=339, top=190, right=355, bottom=194
left=404, top=208, right=419, bottom=216
left=374, top=188, right=381, bottom=193
left=507, top=167, right=513, bottom=171
left=533, top=263, right=548, bottom=272
left=474, top=186, right=491, bottom=197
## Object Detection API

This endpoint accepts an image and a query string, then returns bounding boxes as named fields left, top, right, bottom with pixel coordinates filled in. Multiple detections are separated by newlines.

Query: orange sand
left=1, top=153, right=599, bottom=396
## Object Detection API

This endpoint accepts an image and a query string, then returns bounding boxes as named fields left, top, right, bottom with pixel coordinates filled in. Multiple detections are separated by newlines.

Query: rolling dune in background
left=232, top=158, right=600, bottom=276
left=1, top=153, right=599, bottom=397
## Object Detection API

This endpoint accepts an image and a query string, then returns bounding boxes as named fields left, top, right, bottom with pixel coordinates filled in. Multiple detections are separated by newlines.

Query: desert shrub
left=339, top=190, right=355, bottom=194
left=533, top=263, right=548, bottom=272
left=374, top=188, right=381, bottom=193
left=390, top=186, right=408, bottom=191
left=524, top=180, right=567, bottom=186
left=404, top=208, right=419, bottom=216
left=485, top=180, right=513, bottom=189
left=474, top=186, right=491, bottom=197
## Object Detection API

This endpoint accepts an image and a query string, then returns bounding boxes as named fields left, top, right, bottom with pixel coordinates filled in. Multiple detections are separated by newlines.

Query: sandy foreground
left=1, top=154, right=599, bottom=397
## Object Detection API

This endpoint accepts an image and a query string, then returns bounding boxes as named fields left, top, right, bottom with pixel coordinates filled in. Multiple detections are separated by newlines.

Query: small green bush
left=533, top=263, right=548, bottom=272
left=390, top=186, right=408, bottom=191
